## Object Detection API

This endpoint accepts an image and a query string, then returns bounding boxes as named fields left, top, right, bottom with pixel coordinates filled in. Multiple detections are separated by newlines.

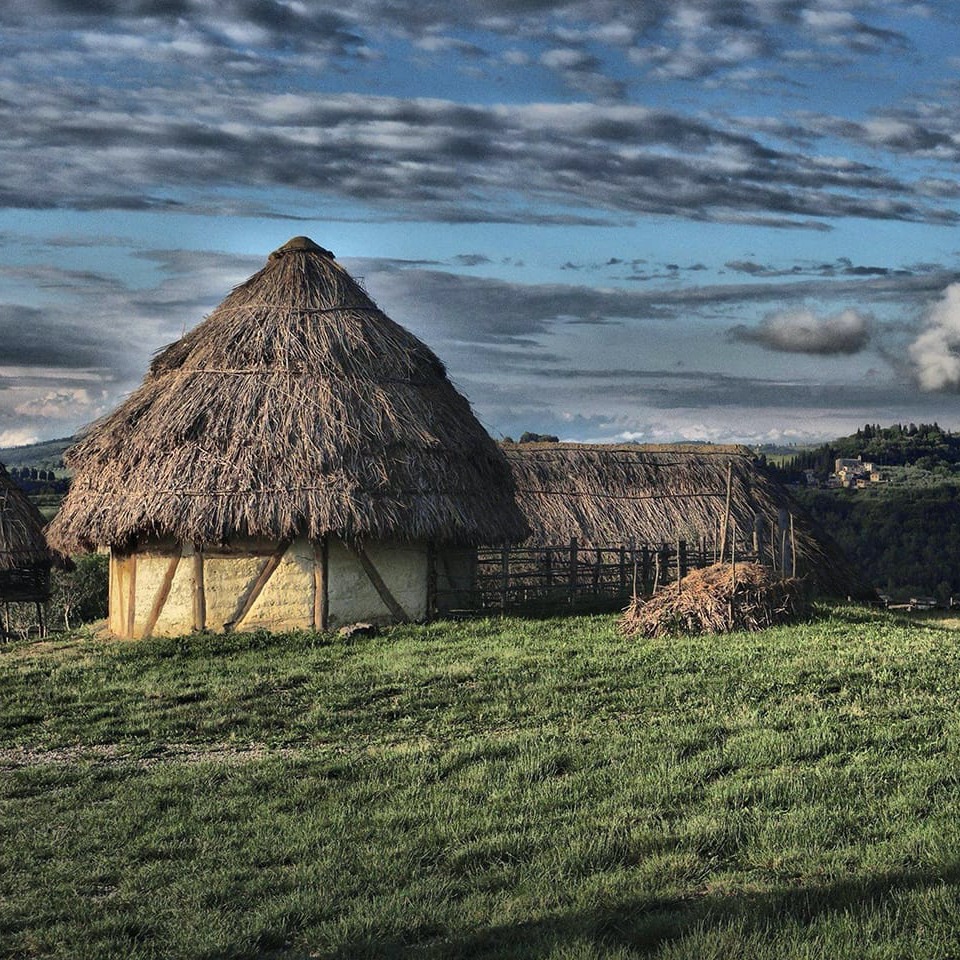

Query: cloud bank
left=729, top=308, right=872, bottom=355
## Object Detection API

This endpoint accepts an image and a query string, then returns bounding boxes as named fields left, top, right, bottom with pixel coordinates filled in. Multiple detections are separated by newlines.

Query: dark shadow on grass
left=328, top=863, right=960, bottom=959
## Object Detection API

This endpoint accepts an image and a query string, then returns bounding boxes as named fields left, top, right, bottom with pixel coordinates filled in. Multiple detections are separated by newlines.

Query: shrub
left=49, top=553, right=109, bottom=631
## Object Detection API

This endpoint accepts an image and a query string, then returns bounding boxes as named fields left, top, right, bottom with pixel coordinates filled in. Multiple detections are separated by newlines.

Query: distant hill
left=0, top=436, right=76, bottom=472
left=768, top=423, right=960, bottom=482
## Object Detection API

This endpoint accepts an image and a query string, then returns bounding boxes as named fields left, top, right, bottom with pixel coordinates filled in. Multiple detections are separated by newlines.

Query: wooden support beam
left=126, top=554, right=137, bottom=638
left=226, top=538, right=291, bottom=631
left=313, top=537, right=329, bottom=631
left=192, top=548, right=206, bottom=632
left=354, top=544, right=409, bottom=622
left=141, top=547, right=182, bottom=640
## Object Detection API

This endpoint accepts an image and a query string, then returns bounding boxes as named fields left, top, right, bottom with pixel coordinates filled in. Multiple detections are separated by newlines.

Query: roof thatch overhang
left=503, top=442, right=874, bottom=600
left=48, top=237, right=529, bottom=553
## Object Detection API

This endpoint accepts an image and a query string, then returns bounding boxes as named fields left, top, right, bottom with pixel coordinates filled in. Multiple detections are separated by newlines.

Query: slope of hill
left=0, top=436, right=75, bottom=471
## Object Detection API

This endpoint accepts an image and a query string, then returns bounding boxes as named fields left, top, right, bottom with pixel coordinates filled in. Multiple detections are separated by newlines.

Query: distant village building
left=832, top=456, right=882, bottom=488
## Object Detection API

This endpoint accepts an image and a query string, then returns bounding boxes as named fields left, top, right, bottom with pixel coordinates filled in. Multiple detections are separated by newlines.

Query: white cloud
left=0, top=428, right=40, bottom=448
left=730, top=308, right=872, bottom=355
left=909, top=283, right=960, bottom=390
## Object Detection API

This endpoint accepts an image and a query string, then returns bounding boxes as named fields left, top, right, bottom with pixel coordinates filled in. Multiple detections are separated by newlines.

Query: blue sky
left=4, top=1, right=960, bottom=448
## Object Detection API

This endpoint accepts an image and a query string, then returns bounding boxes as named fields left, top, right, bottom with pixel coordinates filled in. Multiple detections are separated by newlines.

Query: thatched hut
left=0, top=463, right=64, bottom=629
left=48, top=237, right=528, bottom=637
left=503, top=442, right=872, bottom=599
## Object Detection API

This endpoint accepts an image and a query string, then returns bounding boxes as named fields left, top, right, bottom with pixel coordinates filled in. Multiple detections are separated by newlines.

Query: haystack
left=504, top=442, right=871, bottom=599
left=620, top=562, right=807, bottom=638
left=0, top=463, right=64, bottom=606
left=48, top=237, right=528, bottom=637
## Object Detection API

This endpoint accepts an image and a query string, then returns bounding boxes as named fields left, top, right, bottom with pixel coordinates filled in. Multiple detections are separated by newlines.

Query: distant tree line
left=502, top=432, right=560, bottom=444
left=795, top=484, right=960, bottom=603
left=5, top=466, right=71, bottom=496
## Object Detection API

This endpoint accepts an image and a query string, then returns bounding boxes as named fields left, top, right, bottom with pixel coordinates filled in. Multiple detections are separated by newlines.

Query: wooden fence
left=435, top=514, right=800, bottom=617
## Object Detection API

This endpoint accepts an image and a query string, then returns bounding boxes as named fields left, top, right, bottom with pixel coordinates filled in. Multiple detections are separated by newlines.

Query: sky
left=4, top=1, right=960, bottom=449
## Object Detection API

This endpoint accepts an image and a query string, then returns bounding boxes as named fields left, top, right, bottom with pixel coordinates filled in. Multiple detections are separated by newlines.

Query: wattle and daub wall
left=109, top=537, right=475, bottom=638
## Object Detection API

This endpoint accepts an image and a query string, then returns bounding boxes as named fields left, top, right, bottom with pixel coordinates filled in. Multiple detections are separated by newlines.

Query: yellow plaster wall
left=230, top=538, right=314, bottom=632
left=326, top=539, right=428, bottom=627
left=111, top=536, right=434, bottom=637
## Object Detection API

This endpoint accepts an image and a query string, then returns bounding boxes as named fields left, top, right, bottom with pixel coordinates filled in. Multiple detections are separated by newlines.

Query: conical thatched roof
left=503, top=442, right=873, bottom=599
left=0, top=464, right=60, bottom=571
left=48, top=236, right=529, bottom=552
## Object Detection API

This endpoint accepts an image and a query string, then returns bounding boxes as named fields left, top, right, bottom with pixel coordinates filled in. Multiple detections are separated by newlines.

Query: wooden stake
left=141, top=547, right=182, bottom=640
left=718, top=462, right=733, bottom=560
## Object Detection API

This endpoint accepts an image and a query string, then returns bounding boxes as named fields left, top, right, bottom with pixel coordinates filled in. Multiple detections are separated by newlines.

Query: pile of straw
left=620, top=562, right=807, bottom=638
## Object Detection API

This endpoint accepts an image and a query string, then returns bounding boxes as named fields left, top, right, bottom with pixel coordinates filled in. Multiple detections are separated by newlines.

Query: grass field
left=3, top=606, right=960, bottom=959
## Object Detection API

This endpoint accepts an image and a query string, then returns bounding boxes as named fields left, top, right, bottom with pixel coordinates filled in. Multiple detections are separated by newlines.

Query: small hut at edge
left=48, top=237, right=529, bottom=638
left=0, top=463, right=66, bottom=633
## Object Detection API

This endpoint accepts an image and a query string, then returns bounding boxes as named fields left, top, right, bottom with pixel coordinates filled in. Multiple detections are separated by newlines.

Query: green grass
left=3, top=607, right=960, bottom=958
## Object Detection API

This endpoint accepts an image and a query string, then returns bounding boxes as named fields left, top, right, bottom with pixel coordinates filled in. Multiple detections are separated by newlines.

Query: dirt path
left=0, top=741, right=313, bottom=770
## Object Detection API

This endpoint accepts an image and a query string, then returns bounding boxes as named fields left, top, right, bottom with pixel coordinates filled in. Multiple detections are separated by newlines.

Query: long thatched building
left=503, top=442, right=871, bottom=599
left=48, top=237, right=528, bottom=637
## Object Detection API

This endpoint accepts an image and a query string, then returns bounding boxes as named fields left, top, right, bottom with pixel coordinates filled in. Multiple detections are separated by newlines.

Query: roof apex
left=269, top=236, right=335, bottom=260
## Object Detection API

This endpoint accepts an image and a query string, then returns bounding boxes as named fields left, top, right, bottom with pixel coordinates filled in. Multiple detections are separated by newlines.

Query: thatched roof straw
left=504, top=442, right=873, bottom=599
left=49, top=236, right=529, bottom=552
left=0, top=464, right=63, bottom=571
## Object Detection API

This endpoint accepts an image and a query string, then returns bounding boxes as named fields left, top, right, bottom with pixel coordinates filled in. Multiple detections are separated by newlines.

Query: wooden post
left=752, top=515, right=764, bottom=566
left=678, top=539, right=688, bottom=580
left=719, top=462, right=733, bottom=560
left=593, top=548, right=601, bottom=598
left=500, top=546, right=509, bottom=615
left=192, top=548, right=205, bottom=633
left=777, top=508, right=790, bottom=577
left=568, top=537, right=578, bottom=605
left=731, top=520, right=737, bottom=585
left=425, top=542, right=437, bottom=622
left=619, top=545, right=627, bottom=598
left=313, top=537, right=329, bottom=631
left=641, top=545, right=649, bottom=593
left=545, top=549, right=553, bottom=589
left=790, top=514, right=797, bottom=578
left=126, top=554, right=137, bottom=638
left=653, top=549, right=661, bottom=594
